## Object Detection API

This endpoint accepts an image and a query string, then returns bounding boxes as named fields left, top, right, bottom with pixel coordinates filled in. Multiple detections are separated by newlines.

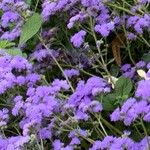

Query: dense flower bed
left=0, top=0, right=150, bottom=150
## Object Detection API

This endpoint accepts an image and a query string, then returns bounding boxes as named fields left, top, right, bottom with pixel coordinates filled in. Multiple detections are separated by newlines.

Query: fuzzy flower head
left=0, top=108, right=9, bottom=128
left=64, top=69, right=79, bottom=78
left=95, top=22, right=115, bottom=37
left=71, top=30, right=86, bottom=48
left=136, top=80, right=150, bottom=100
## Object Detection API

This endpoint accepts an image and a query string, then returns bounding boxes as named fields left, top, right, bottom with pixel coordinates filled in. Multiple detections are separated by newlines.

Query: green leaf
left=22, top=53, right=27, bottom=58
left=98, top=77, right=133, bottom=111
left=110, top=65, right=119, bottom=77
left=142, top=53, right=150, bottom=63
left=6, top=48, right=23, bottom=57
left=25, top=0, right=31, bottom=5
left=101, top=93, right=116, bottom=111
left=19, top=13, right=42, bottom=45
left=115, top=76, right=133, bottom=96
left=0, top=40, right=15, bottom=49
left=113, top=76, right=133, bottom=105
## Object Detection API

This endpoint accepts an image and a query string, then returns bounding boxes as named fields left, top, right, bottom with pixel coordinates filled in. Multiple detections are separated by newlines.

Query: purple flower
left=121, top=98, right=136, bottom=114
left=16, top=76, right=26, bottom=85
left=12, top=96, right=24, bottom=116
left=0, top=108, right=9, bottom=127
left=0, top=0, right=29, bottom=41
left=90, top=136, right=135, bottom=150
left=136, top=80, right=150, bottom=100
left=121, top=64, right=131, bottom=72
left=95, top=22, right=115, bottom=37
left=122, top=66, right=136, bottom=79
left=70, top=137, right=80, bottom=145
left=67, top=12, right=88, bottom=29
left=89, top=140, right=101, bottom=150
left=147, top=63, right=150, bottom=69
left=71, top=30, right=86, bottom=48
left=110, top=108, right=121, bottom=122
left=1, top=11, right=19, bottom=28
left=127, top=14, right=150, bottom=34
left=89, top=101, right=103, bottom=112
left=26, top=73, right=40, bottom=84
left=52, top=79, right=70, bottom=90
left=110, top=97, right=150, bottom=125
left=136, top=61, right=146, bottom=68
left=42, top=2, right=57, bottom=21
left=64, top=69, right=79, bottom=78
left=127, top=32, right=137, bottom=40
left=81, top=0, right=99, bottom=7
left=53, top=139, right=64, bottom=150
left=39, top=127, right=52, bottom=139
left=75, top=110, right=89, bottom=121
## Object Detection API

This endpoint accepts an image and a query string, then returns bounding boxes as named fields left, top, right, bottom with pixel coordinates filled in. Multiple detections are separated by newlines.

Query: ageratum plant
left=0, top=0, right=150, bottom=150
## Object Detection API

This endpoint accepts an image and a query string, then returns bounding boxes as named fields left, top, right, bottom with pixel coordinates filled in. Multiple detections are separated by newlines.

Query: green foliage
left=19, top=13, right=42, bottom=45
left=142, top=53, right=150, bottom=62
left=25, top=0, right=31, bottom=5
left=6, top=48, right=24, bottom=57
left=0, top=40, right=15, bottom=49
left=101, top=93, right=117, bottom=111
left=0, top=40, right=27, bottom=57
left=110, top=65, right=120, bottom=77
left=115, top=76, right=133, bottom=98
left=100, top=77, right=133, bottom=111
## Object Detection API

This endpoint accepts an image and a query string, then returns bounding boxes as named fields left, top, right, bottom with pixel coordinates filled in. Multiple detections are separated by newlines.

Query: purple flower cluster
left=111, top=94, right=150, bottom=125
left=0, top=135, right=30, bottom=150
left=12, top=79, right=70, bottom=138
left=0, top=54, right=42, bottom=149
left=29, top=46, right=60, bottom=73
left=90, top=136, right=150, bottom=150
left=32, top=48, right=59, bottom=62
left=121, top=64, right=136, bottom=79
left=40, top=0, right=150, bottom=54
left=127, top=14, right=150, bottom=34
left=0, top=54, right=40, bottom=94
left=64, top=76, right=110, bottom=121
left=71, top=30, right=87, bottom=48
left=110, top=62, right=150, bottom=127
left=64, top=69, right=79, bottom=78
left=0, top=58, right=111, bottom=148
left=121, top=61, right=148, bottom=79
left=1, top=0, right=150, bottom=149
left=136, top=79, right=150, bottom=100
left=0, top=108, right=9, bottom=128
left=53, top=129, right=88, bottom=149
left=0, top=0, right=30, bottom=41
left=95, top=22, right=115, bottom=37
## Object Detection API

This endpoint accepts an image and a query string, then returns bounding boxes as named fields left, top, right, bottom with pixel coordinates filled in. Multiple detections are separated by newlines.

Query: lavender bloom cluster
left=0, top=54, right=40, bottom=94
left=1, top=0, right=150, bottom=149
left=0, top=0, right=31, bottom=41
left=90, top=136, right=150, bottom=150
left=41, top=0, right=150, bottom=49
left=0, top=51, right=113, bottom=149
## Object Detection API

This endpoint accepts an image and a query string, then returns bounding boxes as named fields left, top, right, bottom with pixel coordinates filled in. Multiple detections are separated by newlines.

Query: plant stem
left=122, top=26, right=135, bottom=65
left=133, top=125, right=142, bottom=137
left=106, top=3, right=139, bottom=16
left=140, top=118, right=150, bottom=149
left=96, top=115, right=108, bottom=136
left=89, top=17, right=114, bottom=85
left=38, top=35, right=75, bottom=92
left=34, top=0, right=40, bottom=12
left=100, top=116, right=122, bottom=136
left=54, top=115, right=94, bottom=144
left=140, top=35, right=150, bottom=48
